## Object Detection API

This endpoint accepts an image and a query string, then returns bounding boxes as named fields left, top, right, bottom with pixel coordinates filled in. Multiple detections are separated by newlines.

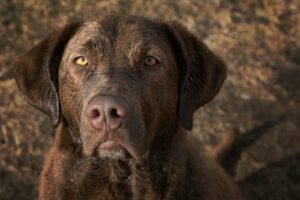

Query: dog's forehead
left=71, top=16, right=169, bottom=50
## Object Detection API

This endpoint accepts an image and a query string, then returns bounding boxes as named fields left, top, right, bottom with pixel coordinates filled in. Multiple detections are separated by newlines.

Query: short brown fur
left=13, top=15, right=242, bottom=200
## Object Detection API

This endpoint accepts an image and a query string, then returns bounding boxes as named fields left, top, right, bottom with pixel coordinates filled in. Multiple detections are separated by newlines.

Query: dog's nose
left=85, top=96, right=127, bottom=131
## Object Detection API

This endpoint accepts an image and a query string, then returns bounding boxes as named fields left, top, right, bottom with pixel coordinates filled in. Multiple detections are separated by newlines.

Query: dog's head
left=13, top=15, right=226, bottom=160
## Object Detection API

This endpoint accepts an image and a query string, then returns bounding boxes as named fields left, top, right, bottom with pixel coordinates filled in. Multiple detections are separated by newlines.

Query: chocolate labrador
left=13, top=15, right=242, bottom=200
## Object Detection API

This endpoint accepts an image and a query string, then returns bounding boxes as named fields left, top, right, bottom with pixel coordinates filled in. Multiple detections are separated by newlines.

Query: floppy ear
left=13, top=21, right=82, bottom=127
left=165, top=22, right=227, bottom=131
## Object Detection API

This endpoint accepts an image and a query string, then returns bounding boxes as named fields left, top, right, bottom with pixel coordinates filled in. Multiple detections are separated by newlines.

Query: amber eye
left=143, top=56, right=159, bottom=66
left=74, top=56, right=88, bottom=66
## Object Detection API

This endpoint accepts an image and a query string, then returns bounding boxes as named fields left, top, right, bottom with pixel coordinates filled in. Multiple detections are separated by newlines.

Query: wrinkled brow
left=83, top=38, right=105, bottom=54
left=128, top=41, right=144, bottom=57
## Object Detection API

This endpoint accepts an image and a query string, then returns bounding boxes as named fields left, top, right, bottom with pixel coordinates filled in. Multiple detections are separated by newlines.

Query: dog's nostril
left=110, top=108, right=120, bottom=118
left=91, top=109, right=101, bottom=118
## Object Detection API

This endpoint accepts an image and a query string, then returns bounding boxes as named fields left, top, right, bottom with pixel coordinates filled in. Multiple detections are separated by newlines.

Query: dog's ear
left=13, top=21, right=82, bottom=127
left=165, top=22, right=227, bottom=131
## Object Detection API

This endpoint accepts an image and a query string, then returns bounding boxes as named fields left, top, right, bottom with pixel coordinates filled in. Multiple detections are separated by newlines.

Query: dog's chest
left=67, top=159, right=133, bottom=199
left=82, top=181, right=132, bottom=200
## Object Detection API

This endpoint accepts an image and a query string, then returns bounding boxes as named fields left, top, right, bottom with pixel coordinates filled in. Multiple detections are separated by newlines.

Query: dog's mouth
left=99, top=140, right=120, bottom=150
left=81, top=114, right=146, bottom=160
left=92, top=140, right=132, bottom=160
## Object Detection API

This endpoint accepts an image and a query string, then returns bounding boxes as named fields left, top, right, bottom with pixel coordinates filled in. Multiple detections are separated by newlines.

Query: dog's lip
left=97, top=139, right=139, bottom=159
left=99, top=140, right=120, bottom=150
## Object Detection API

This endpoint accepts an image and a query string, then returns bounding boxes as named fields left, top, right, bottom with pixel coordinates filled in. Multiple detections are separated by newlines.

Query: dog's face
left=59, top=17, right=179, bottom=158
left=13, top=15, right=226, bottom=160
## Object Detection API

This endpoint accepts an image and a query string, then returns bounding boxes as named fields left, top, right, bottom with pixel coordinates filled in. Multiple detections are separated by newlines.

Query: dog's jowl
left=13, top=15, right=242, bottom=200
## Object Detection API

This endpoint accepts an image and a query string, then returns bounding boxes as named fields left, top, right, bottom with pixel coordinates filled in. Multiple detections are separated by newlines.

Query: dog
left=13, top=15, right=242, bottom=200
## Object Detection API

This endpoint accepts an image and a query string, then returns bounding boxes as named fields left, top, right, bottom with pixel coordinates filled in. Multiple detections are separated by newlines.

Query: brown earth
left=0, top=1, right=299, bottom=199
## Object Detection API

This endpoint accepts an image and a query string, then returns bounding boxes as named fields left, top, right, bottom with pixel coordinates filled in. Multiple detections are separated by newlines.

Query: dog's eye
left=74, top=57, right=88, bottom=66
left=143, top=56, right=159, bottom=66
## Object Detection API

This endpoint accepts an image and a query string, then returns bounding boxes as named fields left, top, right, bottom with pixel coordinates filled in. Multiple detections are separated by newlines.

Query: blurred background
left=0, top=0, right=299, bottom=199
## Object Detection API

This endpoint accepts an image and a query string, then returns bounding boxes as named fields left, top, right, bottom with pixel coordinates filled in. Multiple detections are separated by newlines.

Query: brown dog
left=13, top=15, right=242, bottom=200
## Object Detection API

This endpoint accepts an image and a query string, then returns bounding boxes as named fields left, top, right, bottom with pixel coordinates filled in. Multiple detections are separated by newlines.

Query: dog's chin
left=94, top=142, right=131, bottom=160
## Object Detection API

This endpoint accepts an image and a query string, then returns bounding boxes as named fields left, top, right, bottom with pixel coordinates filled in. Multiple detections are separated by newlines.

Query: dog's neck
left=53, top=119, right=188, bottom=198
left=130, top=126, right=187, bottom=199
